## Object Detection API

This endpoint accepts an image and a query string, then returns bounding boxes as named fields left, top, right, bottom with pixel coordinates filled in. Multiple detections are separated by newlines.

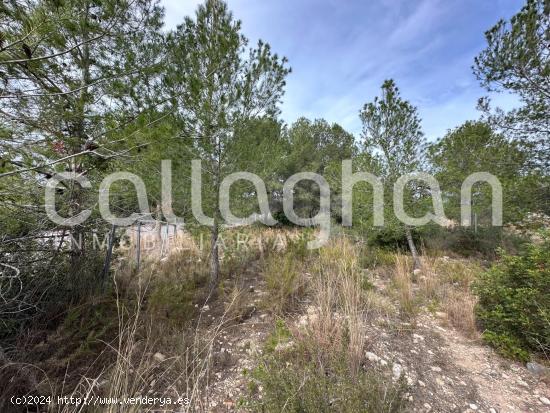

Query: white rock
left=379, top=359, right=388, bottom=367
left=489, top=408, right=497, bottom=413
left=153, top=352, right=166, bottom=362
left=418, top=380, right=426, bottom=387
left=431, top=366, right=442, bottom=372
left=365, top=351, right=379, bottom=361
left=469, top=404, right=478, bottom=410
left=392, top=363, right=403, bottom=381
left=540, top=397, right=550, bottom=406
left=517, top=378, right=529, bottom=387
left=274, top=341, right=294, bottom=352
left=297, top=315, right=308, bottom=326
left=424, top=402, right=432, bottom=412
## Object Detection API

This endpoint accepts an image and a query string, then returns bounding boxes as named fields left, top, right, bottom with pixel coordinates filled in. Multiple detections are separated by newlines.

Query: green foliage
left=359, top=245, right=396, bottom=269
left=421, top=226, right=526, bottom=259
left=61, top=298, right=120, bottom=358
left=481, top=331, right=531, bottom=361
left=428, top=121, right=536, bottom=224
left=473, top=234, right=550, bottom=360
left=247, top=357, right=407, bottom=413
left=148, top=281, right=199, bottom=325
left=360, top=79, right=425, bottom=179
left=164, top=0, right=290, bottom=282
left=0, top=0, right=167, bottom=340
left=226, top=118, right=287, bottom=218
left=263, top=318, right=292, bottom=353
left=474, top=0, right=549, bottom=175
left=282, top=117, right=356, bottom=219
left=359, top=79, right=427, bottom=266
left=367, top=226, right=410, bottom=249
left=246, top=325, right=407, bottom=413
left=285, top=231, right=313, bottom=259
left=165, top=0, right=290, bottom=219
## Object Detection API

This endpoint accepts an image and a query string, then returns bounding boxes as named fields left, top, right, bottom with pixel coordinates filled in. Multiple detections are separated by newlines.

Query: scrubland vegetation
left=1, top=0, right=549, bottom=412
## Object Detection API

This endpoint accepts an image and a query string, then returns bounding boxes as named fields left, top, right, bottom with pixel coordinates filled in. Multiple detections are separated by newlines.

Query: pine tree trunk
left=209, top=218, right=220, bottom=289
left=209, top=143, right=222, bottom=290
left=405, top=225, right=421, bottom=270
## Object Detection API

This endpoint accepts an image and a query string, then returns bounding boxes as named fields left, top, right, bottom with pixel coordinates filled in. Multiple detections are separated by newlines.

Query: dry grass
left=50, top=271, right=247, bottom=413
left=263, top=253, right=307, bottom=314
left=364, top=289, right=398, bottom=319
left=248, top=237, right=408, bottom=412
left=418, top=255, right=480, bottom=337
left=386, top=251, right=479, bottom=336
left=391, top=254, right=417, bottom=320
left=306, top=237, right=369, bottom=374
left=48, top=226, right=266, bottom=413
left=443, top=289, right=478, bottom=337
left=222, top=280, right=254, bottom=323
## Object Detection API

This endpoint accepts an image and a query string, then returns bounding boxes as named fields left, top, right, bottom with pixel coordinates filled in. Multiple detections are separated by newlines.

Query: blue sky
left=161, top=0, right=524, bottom=141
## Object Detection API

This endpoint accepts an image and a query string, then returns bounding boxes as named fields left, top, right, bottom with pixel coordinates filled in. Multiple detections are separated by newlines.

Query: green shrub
left=242, top=316, right=407, bottom=413
left=367, top=226, right=412, bottom=250
left=421, top=226, right=526, bottom=259
left=359, top=246, right=396, bottom=269
left=245, top=334, right=407, bottom=413
left=473, top=234, right=550, bottom=360
left=263, top=318, right=292, bottom=353
left=148, top=279, right=201, bottom=325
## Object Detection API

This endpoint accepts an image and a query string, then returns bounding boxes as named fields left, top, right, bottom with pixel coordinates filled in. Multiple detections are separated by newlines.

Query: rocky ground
left=198, top=262, right=549, bottom=413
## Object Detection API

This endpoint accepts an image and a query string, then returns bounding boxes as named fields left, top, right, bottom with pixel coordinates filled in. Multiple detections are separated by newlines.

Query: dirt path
left=363, top=270, right=550, bottom=413
left=433, top=317, right=549, bottom=413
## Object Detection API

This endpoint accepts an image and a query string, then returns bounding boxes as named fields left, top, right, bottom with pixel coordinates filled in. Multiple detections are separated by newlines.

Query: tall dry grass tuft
left=418, top=255, right=480, bottom=337
left=308, top=237, right=369, bottom=374
left=52, top=271, right=244, bottom=413
left=392, top=254, right=417, bottom=319
left=51, top=227, right=257, bottom=413
left=54, top=282, right=162, bottom=413
left=248, top=237, right=408, bottom=412
left=444, top=289, right=478, bottom=337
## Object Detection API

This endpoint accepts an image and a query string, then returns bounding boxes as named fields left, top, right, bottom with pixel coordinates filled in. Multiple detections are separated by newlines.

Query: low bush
left=421, top=226, right=526, bottom=259
left=473, top=233, right=550, bottom=360
left=359, top=245, right=396, bottom=269
left=245, top=319, right=407, bottom=413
